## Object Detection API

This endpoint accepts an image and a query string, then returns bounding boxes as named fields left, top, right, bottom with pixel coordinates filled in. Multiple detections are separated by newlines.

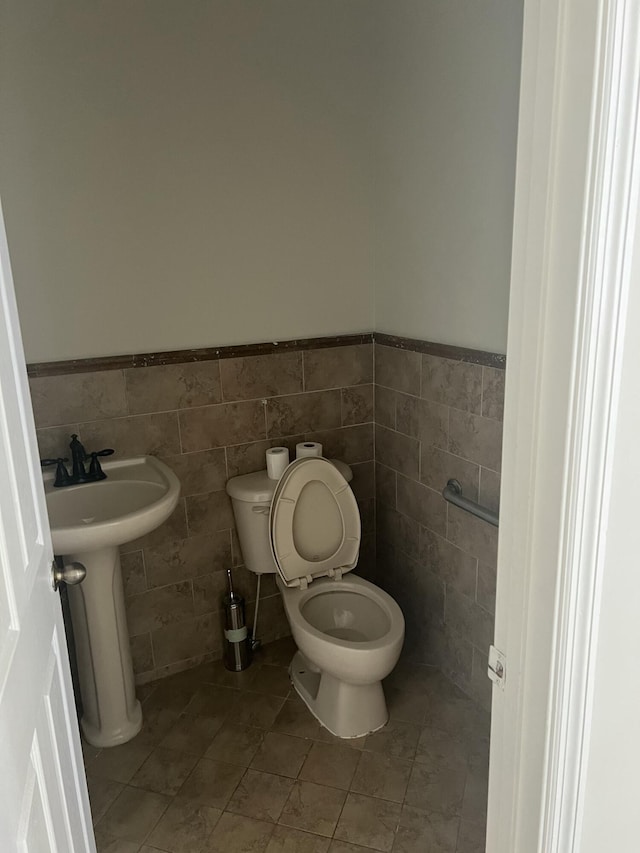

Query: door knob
left=52, top=561, right=86, bottom=591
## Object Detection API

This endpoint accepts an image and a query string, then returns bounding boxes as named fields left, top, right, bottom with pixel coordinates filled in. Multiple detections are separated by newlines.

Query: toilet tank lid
left=226, top=470, right=278, bottom=503
left=226, top=459, right=352, bottom=503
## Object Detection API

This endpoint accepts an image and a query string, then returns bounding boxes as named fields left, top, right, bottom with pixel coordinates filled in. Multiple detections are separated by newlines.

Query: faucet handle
left=88, top=448, right=114, bottom=480
left=41, top=457, right=72, bottom=487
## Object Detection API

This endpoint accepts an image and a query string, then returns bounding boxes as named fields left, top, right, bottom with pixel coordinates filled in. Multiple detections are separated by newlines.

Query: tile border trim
left=27, top=333, right=374, bottom=378
left=26, top=331, right=505, bottom=377
left=374, top=332, right=506, bottom=369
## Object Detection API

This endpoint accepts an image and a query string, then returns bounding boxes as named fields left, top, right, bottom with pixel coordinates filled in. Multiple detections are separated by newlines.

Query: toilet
left=227, top=456, right=405, bottom=738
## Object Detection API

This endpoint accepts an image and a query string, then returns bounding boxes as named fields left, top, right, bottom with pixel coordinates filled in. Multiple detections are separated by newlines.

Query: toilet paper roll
left=296, top=441, right=323, bottom=459
left=266, top=446, right=290, bottom=480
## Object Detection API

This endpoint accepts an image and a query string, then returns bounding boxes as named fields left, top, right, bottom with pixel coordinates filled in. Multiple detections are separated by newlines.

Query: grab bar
left=442, top=479, right=499, bottom=527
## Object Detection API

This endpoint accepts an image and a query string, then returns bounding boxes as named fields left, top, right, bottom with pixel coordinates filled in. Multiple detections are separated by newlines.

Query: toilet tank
left=226, top=470, right=279, bottom=575
left=226, top=460, right=353, bottom=576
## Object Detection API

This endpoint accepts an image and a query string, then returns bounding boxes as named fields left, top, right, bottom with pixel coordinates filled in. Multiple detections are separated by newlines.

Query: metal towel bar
left=442, top=479, right=499, bottom=527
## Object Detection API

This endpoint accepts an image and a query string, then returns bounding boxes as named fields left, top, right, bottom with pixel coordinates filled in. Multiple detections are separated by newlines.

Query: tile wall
left=29, top=335, right=504, bottom=710
left=373, top=344, right=504, bottom=711
left=30, top=344, right=375, bottom=683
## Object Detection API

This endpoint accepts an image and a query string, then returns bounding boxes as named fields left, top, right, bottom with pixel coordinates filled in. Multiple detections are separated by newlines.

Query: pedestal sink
left=44, top=456, right=180, bottom=748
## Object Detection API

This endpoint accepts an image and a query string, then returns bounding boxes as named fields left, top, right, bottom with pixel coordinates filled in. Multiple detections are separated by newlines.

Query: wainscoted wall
left=29, top=332, right=503, bottom=708
left=29, top=341, right=375, bottom=683
left=373, top=339, right=504, bottom=711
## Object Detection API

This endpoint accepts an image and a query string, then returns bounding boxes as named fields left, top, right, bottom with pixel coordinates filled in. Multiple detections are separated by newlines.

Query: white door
left=487, top=0, right=640, bottom=851
left=0, top=200, right=94, bottom=851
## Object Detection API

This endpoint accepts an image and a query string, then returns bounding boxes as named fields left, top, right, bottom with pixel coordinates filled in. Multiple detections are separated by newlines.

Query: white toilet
left=227, top=456, right=405, bottom=738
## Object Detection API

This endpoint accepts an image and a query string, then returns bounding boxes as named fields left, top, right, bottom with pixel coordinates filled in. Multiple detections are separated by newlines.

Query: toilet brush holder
left=223, top=569, right=252, bottom=672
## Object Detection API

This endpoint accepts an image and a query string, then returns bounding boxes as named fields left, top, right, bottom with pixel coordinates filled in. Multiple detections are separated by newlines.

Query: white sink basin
left=44, top=456, right=180, bottom=553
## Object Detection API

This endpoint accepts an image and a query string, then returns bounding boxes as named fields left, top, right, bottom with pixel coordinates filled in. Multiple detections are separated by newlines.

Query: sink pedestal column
left=65, top=546, right=142, bottom=748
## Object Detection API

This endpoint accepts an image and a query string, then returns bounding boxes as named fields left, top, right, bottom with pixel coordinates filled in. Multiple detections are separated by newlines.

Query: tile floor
left=84, top=638, right=489, bottom=853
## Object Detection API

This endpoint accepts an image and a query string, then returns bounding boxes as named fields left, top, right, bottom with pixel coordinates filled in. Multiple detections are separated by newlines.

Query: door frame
left=487, top=0, right=640, bottom=850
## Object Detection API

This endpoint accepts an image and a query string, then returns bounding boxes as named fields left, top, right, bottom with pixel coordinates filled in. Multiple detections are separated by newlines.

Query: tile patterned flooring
left=84, top=638, right=489, bottom=853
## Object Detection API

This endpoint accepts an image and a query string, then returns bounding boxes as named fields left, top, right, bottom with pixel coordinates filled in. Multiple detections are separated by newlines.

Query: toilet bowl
left=227, top=456, right=405, bottom=738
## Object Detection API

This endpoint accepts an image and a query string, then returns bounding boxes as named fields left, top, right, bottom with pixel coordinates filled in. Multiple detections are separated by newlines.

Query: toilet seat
left=269, top=457, right=361, bottom=589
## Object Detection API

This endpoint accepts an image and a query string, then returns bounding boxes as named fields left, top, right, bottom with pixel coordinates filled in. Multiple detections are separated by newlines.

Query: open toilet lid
left=269, top=457, right=361, bottom=588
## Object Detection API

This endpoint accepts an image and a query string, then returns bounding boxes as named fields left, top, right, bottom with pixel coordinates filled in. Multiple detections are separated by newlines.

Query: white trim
left=541, top=1, right=640, bottom=849
left=488, top=0, right=640, bottom=851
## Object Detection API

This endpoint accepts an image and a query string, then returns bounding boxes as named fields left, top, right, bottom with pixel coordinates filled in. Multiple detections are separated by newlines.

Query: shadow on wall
left=373, top=342, right=504, bottom=712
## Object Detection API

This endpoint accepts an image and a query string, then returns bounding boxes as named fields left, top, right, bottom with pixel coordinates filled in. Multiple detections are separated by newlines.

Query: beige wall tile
left=226, top=439, right=272, bottom=477
left=476, top=561, right=496, bottom=615
left=377, top=505, right=420, bottom=561
left=447, top=505, right=498, bottom=567
left=30, top=370, right=127, bottom=428
left=358, top=497, right=375, bottom=537
left=130, top=633, right=154, bottom=674
left=80, top=412, right=181, bottom=457
left=403, top=555, right=446, bottom=627
left=448, top=409, right=502, bottom=471
left=221, top=352, right=302, bottom=401
left=193, top=570, right=228, bottom=616
left=419, top=527, right=477, bottom=600
left=266, top=390, right=341, bottom=437
left=306, top=424, right=373, bottom=464
left=426, top=624, right=474, bottom=686
left=375, top=463, right=396, bottom=508
left=481, top=366, right=505, bottom=420
left=375, top=425, right=420, bottom=480
left=420, top=446, right=479, bottom=499
left=341, top=385, right=373, bottom=426
left=186, top=490, right=234, bottom=536
left=418, top=400, right=449, bottom=450
left=124, top=500, right=188, bottom=551
left=304, top=344, right=373, bottom=391
left=161, top=448, right=227, bottom=496
left=126, top=580, right=194, bottom=636
left=396, top=475, right=447, bottom=536
left=125, top=362, right=221, bottom=414
left=374, top=385, right=396, bottom=429
left=445, top=587, right=494, bottom=652
left=395, top=392, right=420, bottom=438
left=179, top=400, right=266, bottom=453
left=151, top=612, right=222, bottom=668
left=36, top=424, right=80, bottom=459
left=374, top=345, right=421, bottom=395
left=478, top=467, right=501, bottom=514
left=349, top=461, right=374, bottom=502
left=144, top=531, right=231, bottom=588
left=421, top=355, right=482, bottom=414
left=121, top=551, right=146, bottom=596
left=226, top=435, right=305, bottom=477
left=395, top=395, right=448, bottom=451
left=470, top=648, right=492, bottom=712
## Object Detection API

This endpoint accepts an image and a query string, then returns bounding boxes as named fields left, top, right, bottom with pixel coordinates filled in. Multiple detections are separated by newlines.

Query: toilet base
left=289, top=651, right=388, bottom=739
